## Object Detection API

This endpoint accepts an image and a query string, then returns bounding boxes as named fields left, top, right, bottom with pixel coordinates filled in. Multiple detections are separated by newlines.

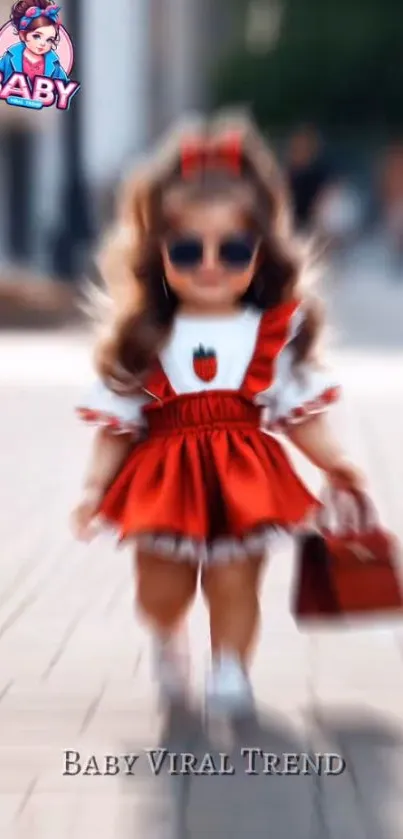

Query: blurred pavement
left=1, top=261, right=403, bottom=838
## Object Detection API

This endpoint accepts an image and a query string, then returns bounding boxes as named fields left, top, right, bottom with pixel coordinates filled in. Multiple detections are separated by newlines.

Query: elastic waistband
left=145, top=391, right=261, bottom=434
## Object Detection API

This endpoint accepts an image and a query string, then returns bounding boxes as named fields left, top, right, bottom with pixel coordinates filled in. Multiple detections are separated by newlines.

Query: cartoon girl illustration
left=71, top=114, right=366, bottom=716
left=0, top=1, right=68, bottom=85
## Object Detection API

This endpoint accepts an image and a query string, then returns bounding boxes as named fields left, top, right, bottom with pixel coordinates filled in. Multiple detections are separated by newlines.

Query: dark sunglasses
left=165, top=234, right=259, bottom=271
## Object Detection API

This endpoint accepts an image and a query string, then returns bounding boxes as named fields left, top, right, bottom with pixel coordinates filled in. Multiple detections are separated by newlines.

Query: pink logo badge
left=0, top=2, right=79, bottom=111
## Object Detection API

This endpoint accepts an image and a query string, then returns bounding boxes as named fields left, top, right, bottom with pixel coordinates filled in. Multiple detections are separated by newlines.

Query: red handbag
left=293, top=489, right=403, bottom=625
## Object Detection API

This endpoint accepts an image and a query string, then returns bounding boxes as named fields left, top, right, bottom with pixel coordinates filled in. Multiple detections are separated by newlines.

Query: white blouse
left=76, top=306, right=339, bottom=434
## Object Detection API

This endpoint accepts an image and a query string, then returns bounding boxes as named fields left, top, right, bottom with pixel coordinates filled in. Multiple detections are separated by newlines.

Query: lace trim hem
left=98, top=523, right=296, bottom=563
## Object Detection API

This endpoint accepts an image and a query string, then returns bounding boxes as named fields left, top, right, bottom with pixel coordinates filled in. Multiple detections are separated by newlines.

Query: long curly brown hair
left=90, top=112, right=324, bottom=394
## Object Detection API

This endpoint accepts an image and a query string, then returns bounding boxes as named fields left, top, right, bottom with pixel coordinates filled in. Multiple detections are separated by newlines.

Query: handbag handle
left=317, top=486, right=380, bottom=537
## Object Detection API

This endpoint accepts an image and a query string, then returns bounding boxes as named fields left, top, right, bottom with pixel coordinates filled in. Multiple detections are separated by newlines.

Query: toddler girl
left=71, top=114, right=363, bottom=715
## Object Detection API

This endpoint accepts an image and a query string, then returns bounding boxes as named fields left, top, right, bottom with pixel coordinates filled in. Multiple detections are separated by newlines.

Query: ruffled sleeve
left=256, top=345, right=341, bottom=432
left=75, top=379, right=150, bottom=436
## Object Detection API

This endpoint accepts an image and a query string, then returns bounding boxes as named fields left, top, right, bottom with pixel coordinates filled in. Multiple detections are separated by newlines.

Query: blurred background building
left=1, top=0, right=403, bottom=310
left=0, top=0, right=235, bottom=289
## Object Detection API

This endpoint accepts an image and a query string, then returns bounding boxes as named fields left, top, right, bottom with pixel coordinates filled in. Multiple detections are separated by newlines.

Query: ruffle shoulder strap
left=241, top=300, right=302, bottom=398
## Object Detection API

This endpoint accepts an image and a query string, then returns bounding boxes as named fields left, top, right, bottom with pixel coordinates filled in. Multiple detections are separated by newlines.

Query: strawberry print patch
left=192, top=345, right=217, bottom=382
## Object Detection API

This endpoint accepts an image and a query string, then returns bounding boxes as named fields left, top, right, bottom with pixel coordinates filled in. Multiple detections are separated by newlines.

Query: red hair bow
left=180, top=133, right=242, bottom=178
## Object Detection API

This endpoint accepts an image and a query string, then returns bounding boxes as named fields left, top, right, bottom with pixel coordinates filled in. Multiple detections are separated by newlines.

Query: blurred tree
left=211, top=0, right=403, bottom=132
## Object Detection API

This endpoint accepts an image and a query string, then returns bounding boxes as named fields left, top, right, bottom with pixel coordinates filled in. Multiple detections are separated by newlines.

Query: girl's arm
left=261, top=327, right=365, bottom=491
left=72, top=428, right=134, bottom=541
left=286, top=413, right=344, bottom=472
left=72, top=379, right=148, bottom=540
left=82, top=427, right=134, bottom=496
left=286, top=414, right=365, bottom=491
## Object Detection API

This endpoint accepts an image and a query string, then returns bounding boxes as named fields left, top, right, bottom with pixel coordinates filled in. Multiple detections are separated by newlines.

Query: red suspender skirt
left=89, top=301, right=339, bottom=563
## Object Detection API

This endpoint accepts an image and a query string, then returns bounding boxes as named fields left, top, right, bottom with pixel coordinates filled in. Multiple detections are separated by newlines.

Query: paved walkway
left=1, top=271, right=403, bottom=838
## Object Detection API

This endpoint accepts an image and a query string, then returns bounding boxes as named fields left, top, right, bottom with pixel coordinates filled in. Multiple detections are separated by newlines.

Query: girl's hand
left=325, top=458, right=366, bottom=493
left=70, top=487, right=104, bottom=542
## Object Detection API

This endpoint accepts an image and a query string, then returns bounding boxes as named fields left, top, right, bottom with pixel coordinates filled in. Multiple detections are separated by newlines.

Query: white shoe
left=205, top=651, right=255, bottom=716
left=152, top=632, right=190, bottom=703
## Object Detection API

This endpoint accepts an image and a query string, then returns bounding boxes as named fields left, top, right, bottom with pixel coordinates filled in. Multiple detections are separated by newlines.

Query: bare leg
left=201, top=555, right=266, bottom=713
left=135, top=550, right=198, bottom=632
left=134, top=550, right=199, bottom=700
left=201, top=555, right=265, bottom=664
